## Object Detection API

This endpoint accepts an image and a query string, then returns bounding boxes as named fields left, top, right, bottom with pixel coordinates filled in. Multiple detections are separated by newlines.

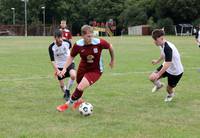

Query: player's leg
left=57, top=68, right=68, bottom=98
left=70, top=72, right=102, bottom=109
left=149, top=72, right=162, bottom=86
left=64, top=69, right=76, bottom=101
left=164, top=85, right=175, bottom=102
left=56, top=69, right=85, bottom=112
left=164, top=73, right=183, bottom=102
left=57, top=72, right=101, bottom=112
left=197, top=42, right=200, bottom=48
left=66, top=69, right=76, bottom=91
left=56, top=77, right=89, bottom=112
left=66, top=63, right=76, bottom=90
left=149, top=66, right=165, bottom=92
left=58, top=79, right=71, bottom=100
left=58, top=79, right=66, bottom=94
left=62, top=64, right=76, bottom=101
left=70, top=77, right=90, bottom=109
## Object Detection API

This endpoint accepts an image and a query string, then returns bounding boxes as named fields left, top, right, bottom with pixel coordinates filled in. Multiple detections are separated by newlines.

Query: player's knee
left=149, top=74, right=154, bottom=81
left=70, top=74, right=76, bottom=80
left=70, top=70, right=76, bottom=80
left=77, top=85, right=84, bottom=91
left=77, top=83, right=88, bottom=91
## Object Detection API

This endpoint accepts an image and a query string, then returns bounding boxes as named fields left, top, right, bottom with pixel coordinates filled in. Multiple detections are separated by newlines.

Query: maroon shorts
left=77, top=70, right=102, bottom=85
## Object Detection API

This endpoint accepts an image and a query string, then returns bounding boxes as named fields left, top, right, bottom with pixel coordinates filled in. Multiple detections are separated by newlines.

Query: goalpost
left=175, top=24, right=193, bottom=36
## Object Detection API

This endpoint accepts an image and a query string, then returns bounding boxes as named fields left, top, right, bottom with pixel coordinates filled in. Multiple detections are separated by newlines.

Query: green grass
left=0, top=36, right=200, bottom=138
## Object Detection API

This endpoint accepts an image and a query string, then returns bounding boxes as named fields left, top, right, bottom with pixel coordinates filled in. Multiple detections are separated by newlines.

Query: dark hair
left=152, top=29, right=165, bottom=40
left=54, top=29, right=62, bottom=38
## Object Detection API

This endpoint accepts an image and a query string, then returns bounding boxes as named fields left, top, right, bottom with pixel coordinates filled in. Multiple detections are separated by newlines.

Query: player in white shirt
left=149, top=29, right=184, bottom=102
left=48, top=30, right=76, bottom=101
left=195, top=25, right=200, bottom=48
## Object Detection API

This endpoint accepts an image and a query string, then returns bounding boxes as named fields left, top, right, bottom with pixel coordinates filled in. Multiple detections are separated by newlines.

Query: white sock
left=66, top=79, right=74, bottom=90
left=153, top=80, right=161, bottom=87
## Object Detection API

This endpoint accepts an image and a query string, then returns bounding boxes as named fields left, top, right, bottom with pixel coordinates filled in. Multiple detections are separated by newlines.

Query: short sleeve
left=63, top=40, right=72, bottom=49
left=164, top=43, right=172, bottom=62
left=100, top=39, right=111, bottom=49
left=48, top=43, right=54, bottom=61
left=70, top=44, right=79, bottom=57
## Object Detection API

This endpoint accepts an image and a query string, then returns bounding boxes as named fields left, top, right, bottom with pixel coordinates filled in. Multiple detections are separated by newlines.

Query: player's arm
left=64, top=55, right=74, bottom=70
left=155, top=44, right=172, bottom=79
left=61, top=44, right=78, bottom=76
left=51, top=61, right=61, bottom=76
left=101, top=39, right=115, bottom=68
left=48, top=44, right=60, bottom=76
left=60, top=55, right=74, bottom=77
left=152, top=54, right=164, bottom=65
left=108, top=44, right=115, bottom=68
left=157, top=61, right=171, bottom=77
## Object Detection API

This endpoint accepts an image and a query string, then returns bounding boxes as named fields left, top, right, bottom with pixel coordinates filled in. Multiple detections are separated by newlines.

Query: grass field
left=0, top=36, right=200, bottom=138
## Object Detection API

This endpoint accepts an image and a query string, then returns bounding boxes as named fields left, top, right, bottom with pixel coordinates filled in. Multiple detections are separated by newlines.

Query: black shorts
left=156, top=65, right=183, bottom=88
left=57, top=63, right=75, bottom=80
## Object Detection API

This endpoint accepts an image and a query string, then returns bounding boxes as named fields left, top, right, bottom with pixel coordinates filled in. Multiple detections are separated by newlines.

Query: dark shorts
left=57, top=63, right=75, bottom=80
left=76, top=69, right=102, bottom=85
left=156, top=65, right=183, bottom=88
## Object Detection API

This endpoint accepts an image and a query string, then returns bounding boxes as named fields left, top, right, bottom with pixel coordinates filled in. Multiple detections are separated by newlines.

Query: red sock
left=71, top=88, right=83, bottom=101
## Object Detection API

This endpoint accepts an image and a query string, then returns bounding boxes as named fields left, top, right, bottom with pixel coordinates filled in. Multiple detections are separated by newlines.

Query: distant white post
left=41, top=6, right=46, bottom=36
left=21, top=0, right=28, bottom=37
left=11, top=8, right=15, bottom=25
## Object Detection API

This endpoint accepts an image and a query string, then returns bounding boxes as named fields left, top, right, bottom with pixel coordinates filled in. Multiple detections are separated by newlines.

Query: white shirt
left=160, top=41, right=184, bottom=75
left=197, top=31, right=200, bottom=42
left=48, top=40, right=71, bottom=68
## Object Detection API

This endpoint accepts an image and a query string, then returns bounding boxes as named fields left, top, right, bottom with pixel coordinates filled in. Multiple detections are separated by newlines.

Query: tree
left=119, top=0, right=155, bottom=27
left=155, top=0, right=200, bottom=24
left=1, top=0, right=200, bottom=35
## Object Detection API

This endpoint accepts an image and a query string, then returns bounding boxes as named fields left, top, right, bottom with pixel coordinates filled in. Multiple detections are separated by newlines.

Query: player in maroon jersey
left=56, top=25, right=115, bottom=112
left=60, top=20, right=72, bottom=43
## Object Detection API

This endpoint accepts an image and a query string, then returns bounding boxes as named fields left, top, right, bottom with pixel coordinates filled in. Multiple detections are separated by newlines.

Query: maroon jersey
left=60, top=28, right=72, bottom=40
left=71, top=38, right=111, bottom=72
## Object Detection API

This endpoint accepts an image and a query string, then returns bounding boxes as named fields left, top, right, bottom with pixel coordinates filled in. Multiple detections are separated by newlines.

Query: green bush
left=157, top=17, right=174, bottom=34
left=147, top=17, right=158, bottom=32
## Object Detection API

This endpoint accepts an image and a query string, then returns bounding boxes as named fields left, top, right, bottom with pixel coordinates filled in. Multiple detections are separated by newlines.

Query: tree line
left=1, top=0, right=200, bottom=34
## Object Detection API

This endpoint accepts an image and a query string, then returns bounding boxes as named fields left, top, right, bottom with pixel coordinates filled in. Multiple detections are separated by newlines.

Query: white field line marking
left=0, top=75, right=51, bottom=82
left=109, top=67, right=200, bottom=76
left=110, top=71, right=151, bottom=76
left=0, top=67, right=199, bottom=81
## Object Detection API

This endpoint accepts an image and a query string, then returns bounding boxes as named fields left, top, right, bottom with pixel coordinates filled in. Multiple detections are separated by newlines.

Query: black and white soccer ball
left=79, top=102, right=93, bottom=116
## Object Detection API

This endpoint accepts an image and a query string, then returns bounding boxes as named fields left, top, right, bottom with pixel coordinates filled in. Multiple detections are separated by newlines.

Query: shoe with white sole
left=152, top=83, right=164, bottom=93
left=164, top=93, right=175, bottom=102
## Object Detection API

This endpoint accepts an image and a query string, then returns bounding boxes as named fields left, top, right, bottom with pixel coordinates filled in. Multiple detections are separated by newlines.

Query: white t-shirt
left=160, top=41, right=184, bottom=75
left=48, top=40, right=71, bottom=68
left=197, top=31, right=200, bottom=42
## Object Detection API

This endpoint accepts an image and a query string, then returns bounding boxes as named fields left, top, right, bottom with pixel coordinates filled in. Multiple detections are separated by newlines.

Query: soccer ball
left=79, top=102, right=93, bottom=116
